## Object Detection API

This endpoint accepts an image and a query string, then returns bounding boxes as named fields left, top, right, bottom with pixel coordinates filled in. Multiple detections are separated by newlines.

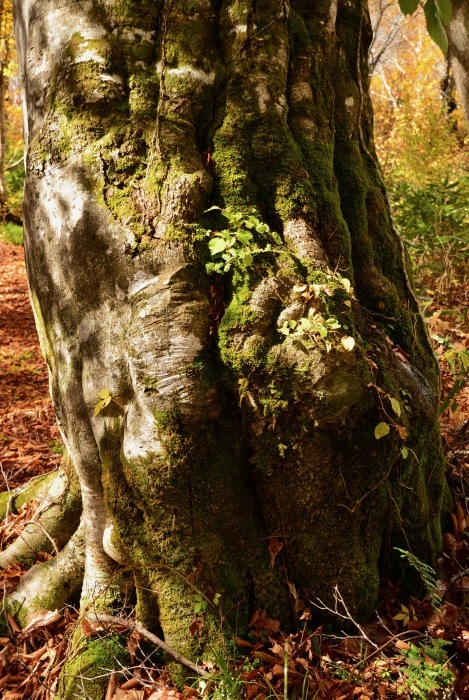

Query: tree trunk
left=448, top=0, right=469, bottom=129
left=0, top=0, right=9, bottom=216
left=13, top=0, right=448, bottom=677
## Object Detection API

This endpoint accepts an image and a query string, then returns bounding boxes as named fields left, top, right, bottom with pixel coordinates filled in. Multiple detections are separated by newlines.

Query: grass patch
left=0, top=222, right=23, bottom=246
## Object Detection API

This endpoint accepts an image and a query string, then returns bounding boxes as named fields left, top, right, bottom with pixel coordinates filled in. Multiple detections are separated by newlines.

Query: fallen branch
left=92, top=613, right=209, bottom=677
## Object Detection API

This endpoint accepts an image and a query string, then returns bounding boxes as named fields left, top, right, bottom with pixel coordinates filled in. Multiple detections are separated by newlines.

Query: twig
left=352, top=629, right=424, bottom=668
left=5, top=156, right=23, bottom=171
left=92, top=613, right=209, bottom=677
left=310, top=586, right=379, bottom=650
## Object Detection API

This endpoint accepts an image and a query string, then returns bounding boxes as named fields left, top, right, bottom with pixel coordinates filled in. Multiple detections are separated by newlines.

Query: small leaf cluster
left=398, top=638, right=454, bottom=699
left=93, top=389, right=124, bottom=416
left=279, top=278, right=355, bottom=351
left=373, top=387, right=413, bottom=456
left=279, top=310, right=341, bottom=341
left=393, top=603, right=418, bottom=627
left=204, top=206, right=283, bottom=274
left=193, top=592, right=221, bottom=614
left=94, top=389, right=112, bottom=416
left=394, top=547, right=441, bottom=607
left=398, top=0, right=451, bottom=53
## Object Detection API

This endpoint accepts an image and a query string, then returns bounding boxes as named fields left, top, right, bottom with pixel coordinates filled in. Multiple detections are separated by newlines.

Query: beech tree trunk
left=12, top=0, right=447, bottom=683
left=449, top=0, right=469, bottom=129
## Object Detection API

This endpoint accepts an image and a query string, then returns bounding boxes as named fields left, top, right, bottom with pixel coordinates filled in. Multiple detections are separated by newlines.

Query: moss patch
left=58, top=636, right=129, bottom=700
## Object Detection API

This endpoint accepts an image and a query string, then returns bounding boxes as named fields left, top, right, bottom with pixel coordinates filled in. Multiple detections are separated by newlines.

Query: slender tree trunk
left=12, top=0, right=448, bottom=677
left=0, top=0, right=9, bottom=216
left=448, top=0, right=469, bottom=129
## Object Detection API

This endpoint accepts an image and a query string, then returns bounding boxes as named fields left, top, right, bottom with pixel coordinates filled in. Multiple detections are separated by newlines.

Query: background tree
left=0, top=0, right=18, bottom=220
left=448, top=0, right=469, bottom=130
left=10, top=0, right=449, bottom=691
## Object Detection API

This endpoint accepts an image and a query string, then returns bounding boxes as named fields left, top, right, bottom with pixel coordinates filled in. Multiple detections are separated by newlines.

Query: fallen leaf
left=22, top=609, right=61, bottom=634
left=268, top=537, right=284, bottom=567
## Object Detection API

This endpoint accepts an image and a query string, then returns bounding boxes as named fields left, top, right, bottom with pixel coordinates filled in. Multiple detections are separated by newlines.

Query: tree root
left=0, top=468, right=82, bottom=569
left=6, top=521, right=85, bottom=626
left=92, top=613, right=209, bottom=677
left=0, top=470, right=58, bottom=521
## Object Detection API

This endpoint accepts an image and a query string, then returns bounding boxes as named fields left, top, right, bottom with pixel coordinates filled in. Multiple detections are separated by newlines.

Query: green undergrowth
left=0, top=222, right=23, bottom=245
left=389, top=176, right=469, bottom=293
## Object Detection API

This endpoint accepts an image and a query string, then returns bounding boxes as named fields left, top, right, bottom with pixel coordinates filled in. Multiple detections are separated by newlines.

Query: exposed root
left=92, top=613, right=209, bottom=677
left=0, top=468, right=82, bottom=569
left=6, top=521, right=85, bottom=625
left=0, top=470, right=58, bottom=522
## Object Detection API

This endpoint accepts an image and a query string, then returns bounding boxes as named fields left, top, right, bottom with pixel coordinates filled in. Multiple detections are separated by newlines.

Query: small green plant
left=193, top=593, right=208, bottom=614
left=193, top=591, right=221, bottom=614
left=0, top=222, right=23, bottom=246
left=279, top=309, right=341, bottom=341
left=394, top=548, right=440, bottom=606
left=93, top=389, right=124, bottom=416
left=48, top=439, right=64, bottom=456
left=278, top=277, right=354, bottom=350
left=390, top=177, right=469, bottom=293
left=204, top=206, right=283, bottom=274
left=439, top=347, right=469, bottom=416
left=196, top=648, right=244, bottom=700
left=398, top=638, right=454, bottom=699
left=393, top=603, right=418, bottom=627
left=371, top=386, right=409, bottom=444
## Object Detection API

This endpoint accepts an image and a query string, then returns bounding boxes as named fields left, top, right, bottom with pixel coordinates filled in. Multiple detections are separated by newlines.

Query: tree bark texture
left=449, top=0, right=469, bottom=129
left=13, top=0, right=448, bottom=667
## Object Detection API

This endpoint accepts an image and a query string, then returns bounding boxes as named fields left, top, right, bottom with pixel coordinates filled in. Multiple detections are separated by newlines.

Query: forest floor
left=0, top=239, right=468, bottom=699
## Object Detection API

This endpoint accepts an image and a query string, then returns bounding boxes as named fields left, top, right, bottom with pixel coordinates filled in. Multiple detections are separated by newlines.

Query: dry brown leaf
left=148, top=690, right=183, bottom=700
left=236, top=637, right=255, bottom=649
left=395, top=424, right=407, bottom=440
left=456, top=502, right=467, bottom=533
left=114, top=690, right=145, bottom=700
left=120, top=677, right=142, bottom=690
left=21, top=609, right=61, bottom=634
left=271, top=664, right=285, bottom=678
left=246, top=684, right=262, bottom=699
left=394, top=640, right=410, bottom=650
left=80, top=617, right=97, bottom=638
left=268, top=537, right=284, bottom=567
left=20, top=644, right=48, bottom=661
left=6, top=613, right=21, bottom=634
left=270, top=642, right=284, bottom=657
left=106, top=671, right=119, bottom=700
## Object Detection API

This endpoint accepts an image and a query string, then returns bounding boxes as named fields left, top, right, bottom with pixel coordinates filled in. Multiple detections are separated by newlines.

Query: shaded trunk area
left=12, top=0, right=448, bottom=671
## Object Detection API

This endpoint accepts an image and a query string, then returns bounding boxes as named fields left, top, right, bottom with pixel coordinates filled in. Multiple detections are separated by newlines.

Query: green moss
left=0, top=470, right=61, bottom=522
left=59, top=636, right=129, bottom=700
left=128, top=71, right=159, bottom=118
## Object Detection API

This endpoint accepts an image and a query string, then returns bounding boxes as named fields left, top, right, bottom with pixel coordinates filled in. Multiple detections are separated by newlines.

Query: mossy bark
left=14, top=0, right=448, bottom=682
